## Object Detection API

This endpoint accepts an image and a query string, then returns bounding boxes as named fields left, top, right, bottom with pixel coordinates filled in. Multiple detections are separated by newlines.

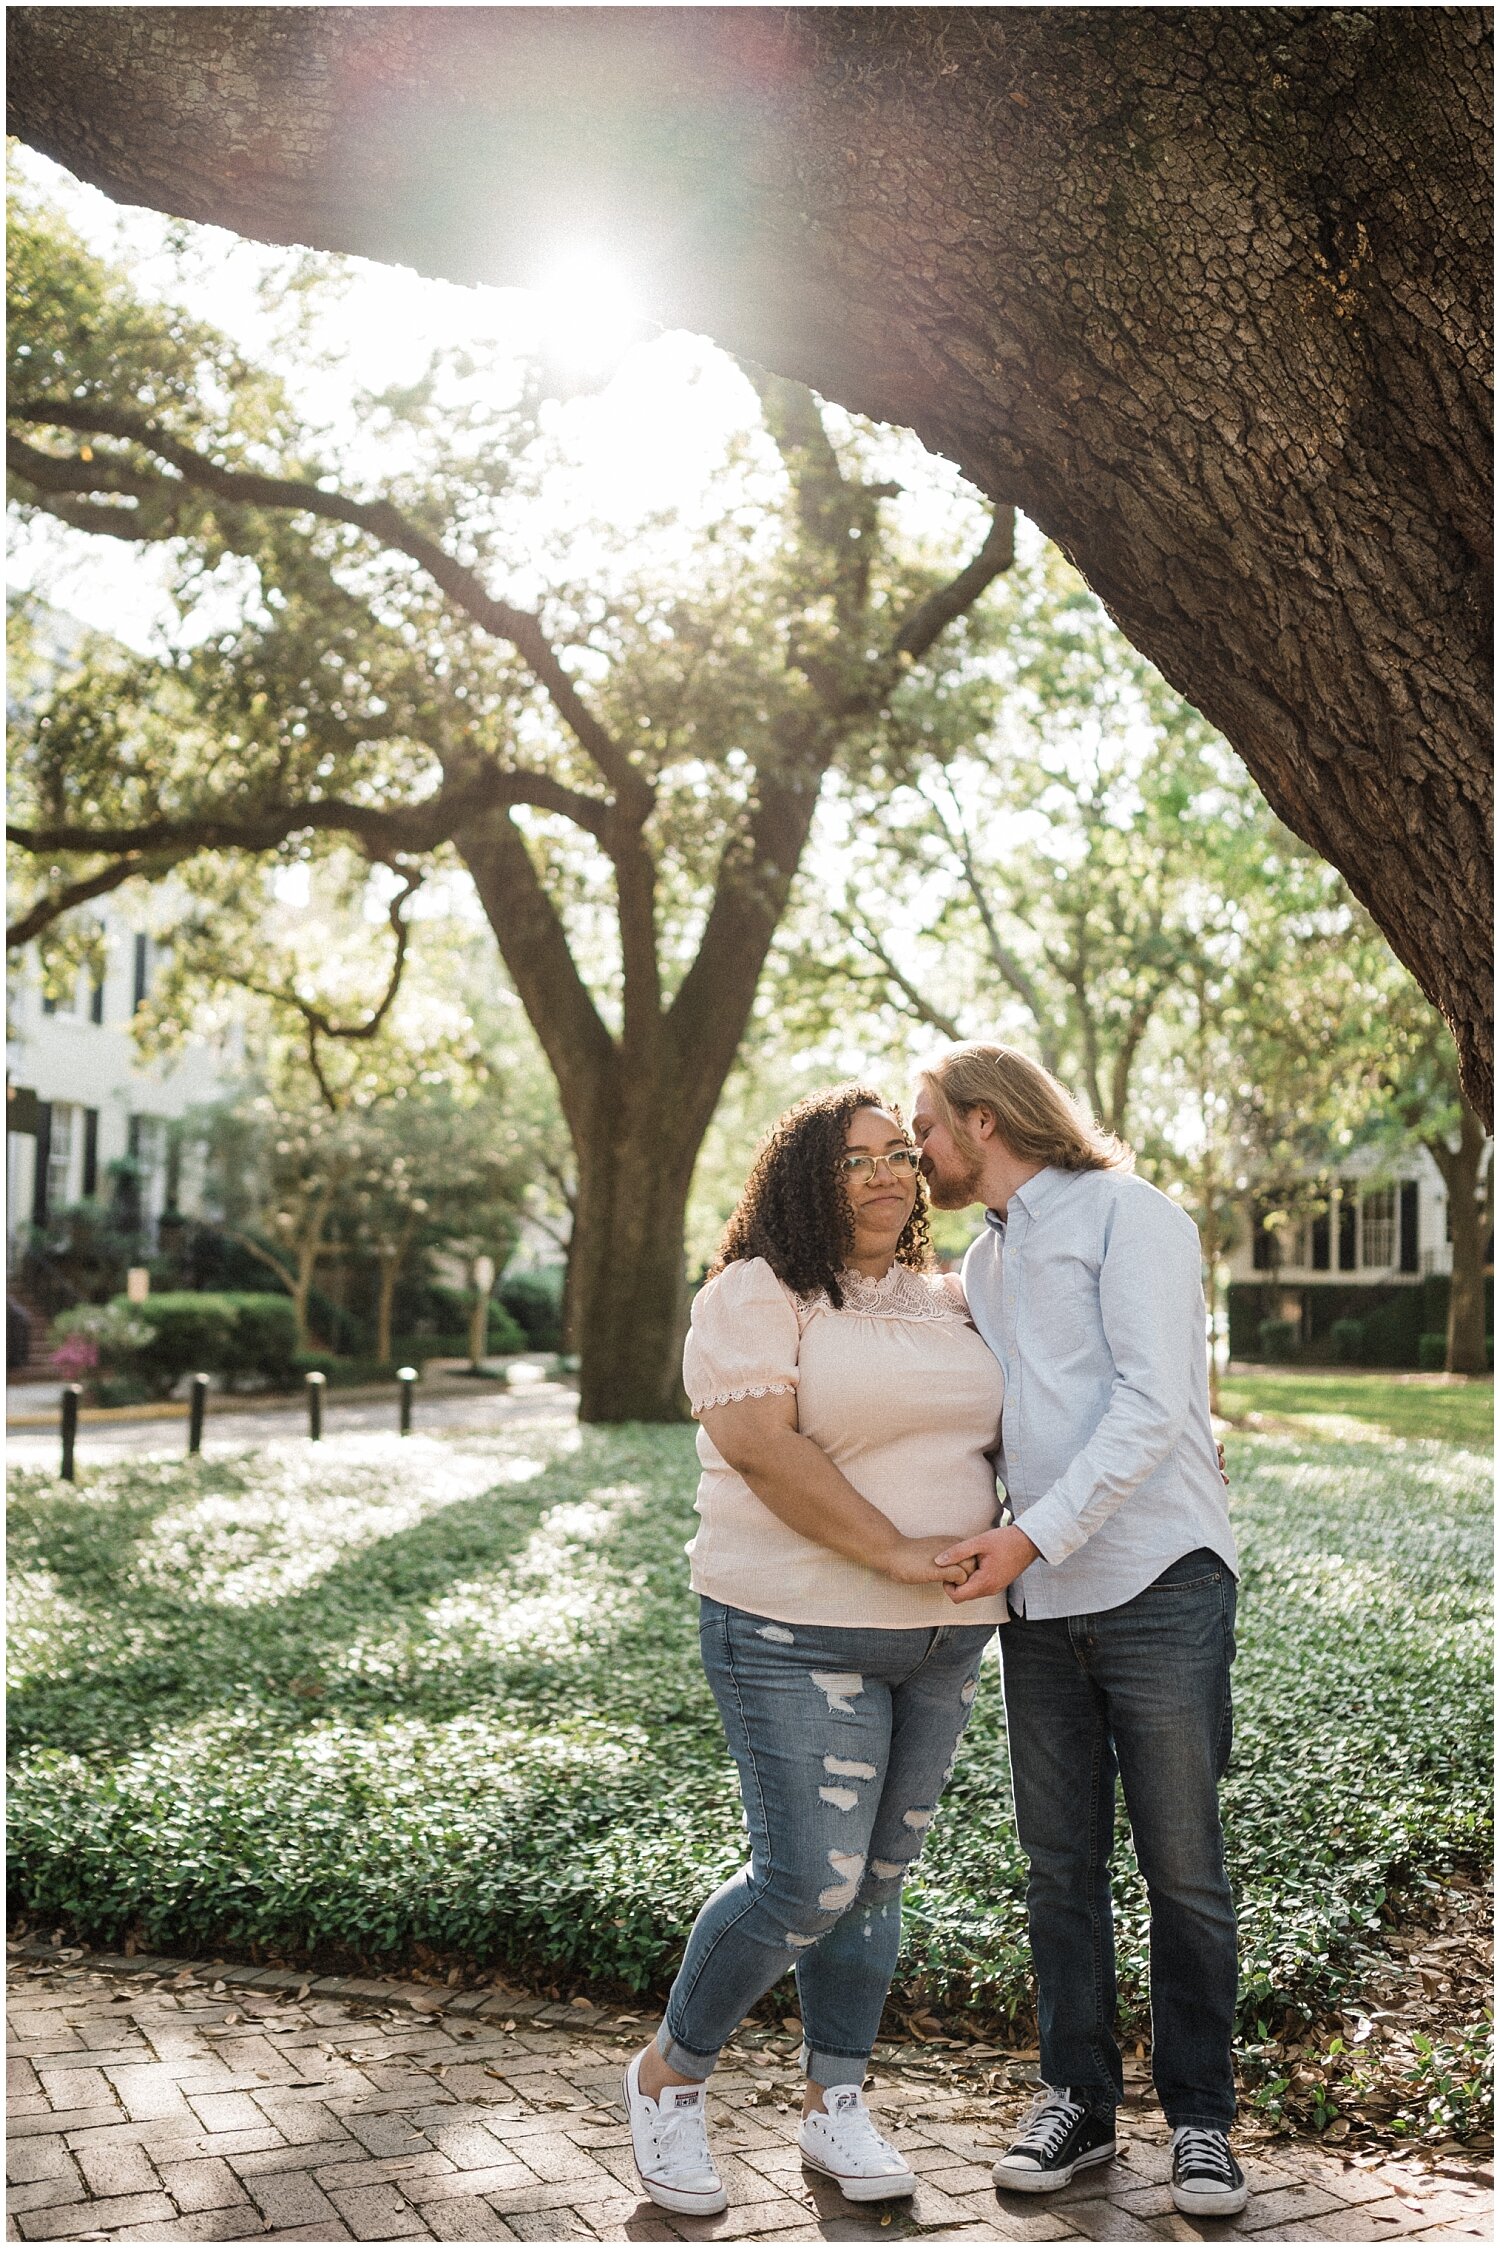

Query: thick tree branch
left=454, top=809, right=615, bottom=1135
left=6, top=851, right=188, bottom=949
left=7, top=762, right=609, bottom=915
left=10, top=396, right=653, bottom=819
left=891, top=509, right=1017, bottom=668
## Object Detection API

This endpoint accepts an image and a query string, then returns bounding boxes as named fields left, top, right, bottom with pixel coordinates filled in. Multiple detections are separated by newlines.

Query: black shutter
left=32, top=1102, right=52, bottom=1224
left=1311, top=1209, right=1331, bottom=1270
left=132, top=934, right=150, bottom=1012
left=1338, top=1195, right=1358, bottom=1270
left=82, top=1108, right=100, bottom=1199
left=1399, top=1179, right=1420, bottom=1272
left=89, top=976, right=105, bottom=1024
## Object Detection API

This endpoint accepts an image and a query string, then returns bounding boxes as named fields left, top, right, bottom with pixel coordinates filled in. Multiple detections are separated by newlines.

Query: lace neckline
left=798, top=1263, right=964, bottom=1324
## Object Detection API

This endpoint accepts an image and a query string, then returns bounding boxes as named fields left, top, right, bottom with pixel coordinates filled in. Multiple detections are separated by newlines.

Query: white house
left=6, top=900, right=233, bottom=1258
left=1225, top=1141, right=1456, bottom=1295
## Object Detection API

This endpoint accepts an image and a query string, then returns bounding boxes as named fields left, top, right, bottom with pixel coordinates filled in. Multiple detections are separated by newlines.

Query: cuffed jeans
left=658, top=1599, right=995, bottom=2089
left=999, top=1548, right=1239, bottom=2130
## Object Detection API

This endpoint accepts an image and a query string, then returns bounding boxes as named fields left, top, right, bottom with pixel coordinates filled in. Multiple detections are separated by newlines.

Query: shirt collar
left=985, top=1165, right=1070, bottom=1230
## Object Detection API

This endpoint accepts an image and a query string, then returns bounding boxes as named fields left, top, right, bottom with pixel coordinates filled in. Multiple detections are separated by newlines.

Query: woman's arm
left=700, top=1391, right=975, bottom=1587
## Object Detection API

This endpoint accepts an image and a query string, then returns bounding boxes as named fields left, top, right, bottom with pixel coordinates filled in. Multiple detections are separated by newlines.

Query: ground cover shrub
left=1418, top=1333, right=1447, bottom=1372
left=6, top=1409, right=1490, bottom=2043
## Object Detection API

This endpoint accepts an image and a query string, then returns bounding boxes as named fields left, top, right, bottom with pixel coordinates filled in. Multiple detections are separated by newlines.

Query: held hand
left=933, top=1523, right=1040, bottom=1604
left=880, top=1535, right=981, bottom=1589
left=1217, top=1440, right=1230, bottom=1488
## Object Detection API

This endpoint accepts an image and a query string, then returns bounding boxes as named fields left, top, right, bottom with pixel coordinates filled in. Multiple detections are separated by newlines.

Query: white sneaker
left=798, top=2086, right=916, bottom=2202
left=1170, top=2125, right=1248, bottom=2215
left=622, top=2050, right=728, bottom=2214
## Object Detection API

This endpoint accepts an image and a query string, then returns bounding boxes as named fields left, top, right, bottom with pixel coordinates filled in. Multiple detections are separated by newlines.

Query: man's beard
left=924, top=1149, right=986, bottom=1210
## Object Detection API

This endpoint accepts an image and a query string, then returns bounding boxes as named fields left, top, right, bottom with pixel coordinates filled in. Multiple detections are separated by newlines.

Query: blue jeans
left=658, top=1599, right=996, bottom=2088
left=998, top=1548, right=1239, bottom=2130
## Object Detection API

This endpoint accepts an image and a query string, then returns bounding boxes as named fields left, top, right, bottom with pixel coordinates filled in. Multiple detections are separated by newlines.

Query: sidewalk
left=5, top=1367, right=576, bottom=1468
left=7, top=1947, right=1491, bottom=2244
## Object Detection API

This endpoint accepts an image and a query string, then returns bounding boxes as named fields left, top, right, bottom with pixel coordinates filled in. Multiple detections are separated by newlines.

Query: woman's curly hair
left=710, top=1083, right=932, bottom=1308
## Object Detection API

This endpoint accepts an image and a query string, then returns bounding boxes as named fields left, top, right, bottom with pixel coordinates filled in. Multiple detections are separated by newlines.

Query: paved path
left=7, top=1950, right=1491, bottom=2244
left=4, top=1376, right=577, bottom=1468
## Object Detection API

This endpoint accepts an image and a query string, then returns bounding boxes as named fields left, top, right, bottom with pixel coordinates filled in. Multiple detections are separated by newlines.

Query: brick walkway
left=7, top=1950, right=1491, bottom=2244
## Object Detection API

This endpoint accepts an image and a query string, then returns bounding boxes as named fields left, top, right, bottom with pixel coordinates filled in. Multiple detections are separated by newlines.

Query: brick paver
left=6, top=1949, right=1492, bottom=2242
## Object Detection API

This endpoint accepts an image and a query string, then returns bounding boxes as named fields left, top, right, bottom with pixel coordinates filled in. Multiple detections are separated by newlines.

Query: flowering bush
left=49, top=1302, right=153, bottom=1395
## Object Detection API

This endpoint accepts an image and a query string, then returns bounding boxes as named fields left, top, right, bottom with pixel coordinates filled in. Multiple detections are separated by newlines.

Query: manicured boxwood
left=110, top=1291, right=239, bottom=1397
left=6, top=1416, right=1489, bottom=2039
left=109, top=1290, right=301, bottom=1394
left=1418, top=1332, right=1448, bottom=1372
left=1328, top=1318, right=1365, bottom=1364
left=1258, top=1316, right=1299, bottom=1363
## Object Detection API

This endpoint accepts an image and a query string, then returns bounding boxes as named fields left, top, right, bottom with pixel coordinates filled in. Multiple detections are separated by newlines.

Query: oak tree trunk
left=570, top=1099, right=699, bottom=1424
left=1429, top=1101, right=1492, bottom=1376
left=8, top=6, right=1491, bottom=1111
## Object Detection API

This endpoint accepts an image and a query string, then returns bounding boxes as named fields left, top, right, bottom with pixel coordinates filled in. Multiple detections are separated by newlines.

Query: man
left=912, top=1041, right=1247, bottom=2220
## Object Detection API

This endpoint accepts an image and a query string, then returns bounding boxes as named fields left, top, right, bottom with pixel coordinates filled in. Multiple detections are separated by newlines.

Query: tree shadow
left=7, top=1428, right=716, bottom=1763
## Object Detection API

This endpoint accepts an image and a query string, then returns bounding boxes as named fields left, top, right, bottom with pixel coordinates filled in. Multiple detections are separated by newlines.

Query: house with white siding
left=7, top=904, right=232, bottom=1263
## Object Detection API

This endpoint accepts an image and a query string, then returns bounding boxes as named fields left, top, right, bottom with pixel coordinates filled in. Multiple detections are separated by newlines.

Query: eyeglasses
left=840, top=1148, right=922, bottom=1183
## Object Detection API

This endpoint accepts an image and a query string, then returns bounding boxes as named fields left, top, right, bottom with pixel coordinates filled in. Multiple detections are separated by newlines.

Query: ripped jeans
left=657, top=1599, right=996, bottom=2089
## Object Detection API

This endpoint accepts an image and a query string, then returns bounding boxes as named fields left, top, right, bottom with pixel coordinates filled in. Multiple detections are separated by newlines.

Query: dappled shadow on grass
left=6, top=1422, right=1492, bottom=2028
left=7, top=1427, right=720, bottom=1762
left=1218, top=1369, right=1494, bottom=1451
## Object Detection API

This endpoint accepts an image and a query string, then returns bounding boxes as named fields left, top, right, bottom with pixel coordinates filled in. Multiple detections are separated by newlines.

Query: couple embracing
left=625, top=1043, right=1248, bottom=2223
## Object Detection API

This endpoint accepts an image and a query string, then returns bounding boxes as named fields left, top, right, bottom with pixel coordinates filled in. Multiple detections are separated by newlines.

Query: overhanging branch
left=10, top=395, right=654, bottom=819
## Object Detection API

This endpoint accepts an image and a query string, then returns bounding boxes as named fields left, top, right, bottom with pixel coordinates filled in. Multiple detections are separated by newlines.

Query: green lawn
left=1220, top=1367, right=1494, bottom=1450
left=7, top=1412, right=1492, bottom=2044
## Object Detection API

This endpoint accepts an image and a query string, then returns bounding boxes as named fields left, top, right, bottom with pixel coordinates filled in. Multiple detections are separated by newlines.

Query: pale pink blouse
left=682, top=1256, right=1008, bottom=1629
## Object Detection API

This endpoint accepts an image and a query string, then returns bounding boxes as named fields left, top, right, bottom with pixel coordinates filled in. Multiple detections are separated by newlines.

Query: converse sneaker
left=992, top=2086, right=1117, bottom=2193
left=1171, top=2125, right=1248, bottom=2215
left=622, top=2050, right=728, bottom=2214
left=798, top=2086, right=916, bottom=2202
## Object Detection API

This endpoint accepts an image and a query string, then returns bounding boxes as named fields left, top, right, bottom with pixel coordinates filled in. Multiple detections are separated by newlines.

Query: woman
left=625, top=1084, right=1008, bottom=2214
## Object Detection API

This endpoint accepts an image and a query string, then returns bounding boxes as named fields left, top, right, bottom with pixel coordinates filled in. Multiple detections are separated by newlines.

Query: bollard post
left=397, top=1365, right=417, bottom=1435
left=188, top=1372, right=209, bottom=1455
left=306, top=1368, right=325, bottom=1441
left=60, top=1383, right=81, bottom=1482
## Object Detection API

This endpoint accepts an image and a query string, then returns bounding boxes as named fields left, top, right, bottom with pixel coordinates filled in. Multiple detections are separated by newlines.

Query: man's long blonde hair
left=920, top=1043, right=1133, bottom=1174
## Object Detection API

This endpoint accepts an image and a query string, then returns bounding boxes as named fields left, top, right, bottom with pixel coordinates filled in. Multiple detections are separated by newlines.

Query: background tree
left=8, top=6, right=1489, bottom=1107
left=7, top=185, right=1012, bottom=1418
left=784, top=546, right=1483, bottom=1388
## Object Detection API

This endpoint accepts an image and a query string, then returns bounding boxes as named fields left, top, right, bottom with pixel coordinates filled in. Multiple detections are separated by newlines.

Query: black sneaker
left=992, top=2087, right=1116, bottom=2193
left=1171, top=2125, right=1248, bottom=2215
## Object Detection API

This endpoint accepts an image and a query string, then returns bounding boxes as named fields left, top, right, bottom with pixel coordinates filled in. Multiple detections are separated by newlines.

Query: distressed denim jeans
left=658, top=1599, right=996, bottom=2088
left=998, top=1547, right=1239, bottom=2129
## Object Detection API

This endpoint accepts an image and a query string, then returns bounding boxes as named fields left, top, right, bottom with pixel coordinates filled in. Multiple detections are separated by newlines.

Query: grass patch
left=1219, top=1367, right=1494, bottom=1449
left=7, top=1417, right=1491, bottom=2042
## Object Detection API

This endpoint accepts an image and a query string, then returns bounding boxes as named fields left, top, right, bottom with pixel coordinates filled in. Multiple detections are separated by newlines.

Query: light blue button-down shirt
left=961, top=1164, right=1236, bottom=1621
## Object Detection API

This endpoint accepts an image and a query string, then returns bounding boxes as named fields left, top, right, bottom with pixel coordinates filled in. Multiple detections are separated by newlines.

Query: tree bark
left=1426, top=1097, right=1492, bottom=1376
left=7, top=6, right=1491, bottom=1112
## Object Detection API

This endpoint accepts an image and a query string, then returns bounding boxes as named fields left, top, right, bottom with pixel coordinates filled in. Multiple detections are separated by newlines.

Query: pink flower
left=52, top=1336, right=99, bottom=1378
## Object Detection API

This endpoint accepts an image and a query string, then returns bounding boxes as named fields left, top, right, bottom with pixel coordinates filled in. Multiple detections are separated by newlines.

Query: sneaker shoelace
left=821, top=2092, right=902, bottom=2164
left=1174, top=2127, right=1237, bottom=2184
left=1012, top=2088, right=1086, bottom=2160
left=651, top=2092, right=714, bottom=2174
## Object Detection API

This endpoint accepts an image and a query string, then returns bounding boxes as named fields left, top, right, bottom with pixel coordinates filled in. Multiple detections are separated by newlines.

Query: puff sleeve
left=683, top=1257, right=801, bottom=1418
